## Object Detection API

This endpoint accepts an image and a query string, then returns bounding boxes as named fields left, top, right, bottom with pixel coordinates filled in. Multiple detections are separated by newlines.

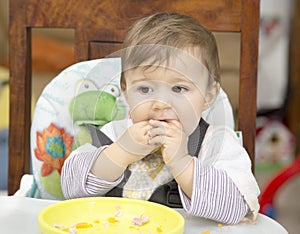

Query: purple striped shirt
left=61, top=144, right=249, bottom=224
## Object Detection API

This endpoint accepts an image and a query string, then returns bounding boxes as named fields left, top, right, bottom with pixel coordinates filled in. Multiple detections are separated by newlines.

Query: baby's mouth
left=157, top=119, right=167, bottom=122
left=151, top=118, right=176, bottom=123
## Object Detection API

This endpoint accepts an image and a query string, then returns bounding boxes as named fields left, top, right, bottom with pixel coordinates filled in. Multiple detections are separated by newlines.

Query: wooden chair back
left=8, top=0, right=260, bottom=195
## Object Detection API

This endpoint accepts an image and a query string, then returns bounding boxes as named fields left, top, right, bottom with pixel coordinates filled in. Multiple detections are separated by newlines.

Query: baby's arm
left=179, top=162, right=249, bottom=224
left=178, top=126, right=260, bottom=224
left=61, top=144, right=123, bottom=199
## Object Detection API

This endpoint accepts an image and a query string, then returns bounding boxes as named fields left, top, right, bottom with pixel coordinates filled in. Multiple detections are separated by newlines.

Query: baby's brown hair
left=120, top=12, right=220, bottom=91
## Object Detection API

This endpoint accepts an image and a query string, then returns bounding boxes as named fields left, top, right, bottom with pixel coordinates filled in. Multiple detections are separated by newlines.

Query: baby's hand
left=148, top=119, right=192, bottom=177
left=117, top=121, right=159, bottom=162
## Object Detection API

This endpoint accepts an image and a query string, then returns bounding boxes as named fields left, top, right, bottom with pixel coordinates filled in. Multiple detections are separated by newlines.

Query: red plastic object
left=259, top=155, right=300, bottom=217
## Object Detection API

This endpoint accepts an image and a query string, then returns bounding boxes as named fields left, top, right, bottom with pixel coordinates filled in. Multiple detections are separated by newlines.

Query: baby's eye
left=172, top=86, right=188, bottom=93
left=137, top=86, right=153, bottom=94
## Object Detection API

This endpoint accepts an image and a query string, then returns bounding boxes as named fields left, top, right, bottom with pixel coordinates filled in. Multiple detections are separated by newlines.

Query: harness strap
left=188, top=118, right=209, bottom=157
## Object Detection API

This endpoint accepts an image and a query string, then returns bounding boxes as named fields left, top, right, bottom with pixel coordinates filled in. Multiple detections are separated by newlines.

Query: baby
left=61, top=12, right=260, bottom=224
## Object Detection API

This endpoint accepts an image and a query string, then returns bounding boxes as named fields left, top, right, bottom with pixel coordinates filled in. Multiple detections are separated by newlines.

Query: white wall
left=257, top=0, right=294, bottom=111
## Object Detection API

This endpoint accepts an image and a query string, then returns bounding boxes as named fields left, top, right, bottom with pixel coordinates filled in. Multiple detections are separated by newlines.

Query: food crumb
left=114, top=210, right=123, bottom=217
left=53, top=223, right=66, bottom=229
left=108, top=217, right=118, bottom=223
left=201, top=230, right=210, bottom=234
left=93, top=219, right=100, bottom=224
left=75, top=222, right=93, bottom=229
left=114, top=205, right=123, bottom=217
left=132, top=215, right=149, bottom=226
left=218, top=223, right=223, bottom=228
left=156, top=225, right=163, bottom=233
left=68, top=227, right=77, bottom=234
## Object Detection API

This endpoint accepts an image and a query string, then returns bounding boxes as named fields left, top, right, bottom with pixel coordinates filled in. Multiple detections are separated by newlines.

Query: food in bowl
left=38, top=197, right=184, bottom=234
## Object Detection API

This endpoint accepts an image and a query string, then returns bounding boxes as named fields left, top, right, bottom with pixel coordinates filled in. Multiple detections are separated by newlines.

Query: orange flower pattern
left=34, top=123, right=74, bottom=177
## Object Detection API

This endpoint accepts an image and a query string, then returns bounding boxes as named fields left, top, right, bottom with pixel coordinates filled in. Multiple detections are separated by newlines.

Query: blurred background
left=0, top=0, right=299, bottom=233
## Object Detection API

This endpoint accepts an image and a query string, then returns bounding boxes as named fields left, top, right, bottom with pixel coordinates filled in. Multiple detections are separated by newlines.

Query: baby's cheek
left=174, top=106, right=201, bottom=135
left=129, top=104, right=151, bottom=123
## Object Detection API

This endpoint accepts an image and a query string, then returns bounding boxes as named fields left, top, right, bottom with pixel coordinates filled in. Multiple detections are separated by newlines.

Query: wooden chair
left=8, top=0, right=260, bottom=195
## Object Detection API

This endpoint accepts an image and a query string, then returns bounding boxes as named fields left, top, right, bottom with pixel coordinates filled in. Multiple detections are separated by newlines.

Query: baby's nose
left=152, top=99, right=171, bottom=110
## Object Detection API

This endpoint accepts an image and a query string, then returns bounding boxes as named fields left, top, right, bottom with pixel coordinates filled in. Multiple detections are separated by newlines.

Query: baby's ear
left=203, top=81, right=220, bottom=110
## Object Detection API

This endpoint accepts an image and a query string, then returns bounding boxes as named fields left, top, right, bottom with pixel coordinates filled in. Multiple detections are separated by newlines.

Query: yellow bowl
left=38, top=197, right=184, bottom=234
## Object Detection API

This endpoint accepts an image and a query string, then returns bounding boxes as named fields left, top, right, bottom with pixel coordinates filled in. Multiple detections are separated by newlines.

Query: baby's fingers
left=148, top=126, right=167, bottom=137
left=148, top=135, right=165, bottom=146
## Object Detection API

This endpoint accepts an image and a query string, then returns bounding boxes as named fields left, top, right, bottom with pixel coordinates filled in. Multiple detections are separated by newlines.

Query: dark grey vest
left=86, top=118, right=209, bottom=208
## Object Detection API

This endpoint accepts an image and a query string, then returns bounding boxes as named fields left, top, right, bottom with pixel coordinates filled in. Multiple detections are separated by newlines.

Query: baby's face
left=124, top=64, right=211, bottom=135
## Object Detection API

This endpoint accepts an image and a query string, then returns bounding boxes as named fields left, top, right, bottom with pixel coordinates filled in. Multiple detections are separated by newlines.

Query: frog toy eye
left=101, top=84, right=121, bottom=98
left=74, top=79, right=98, bottom=96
